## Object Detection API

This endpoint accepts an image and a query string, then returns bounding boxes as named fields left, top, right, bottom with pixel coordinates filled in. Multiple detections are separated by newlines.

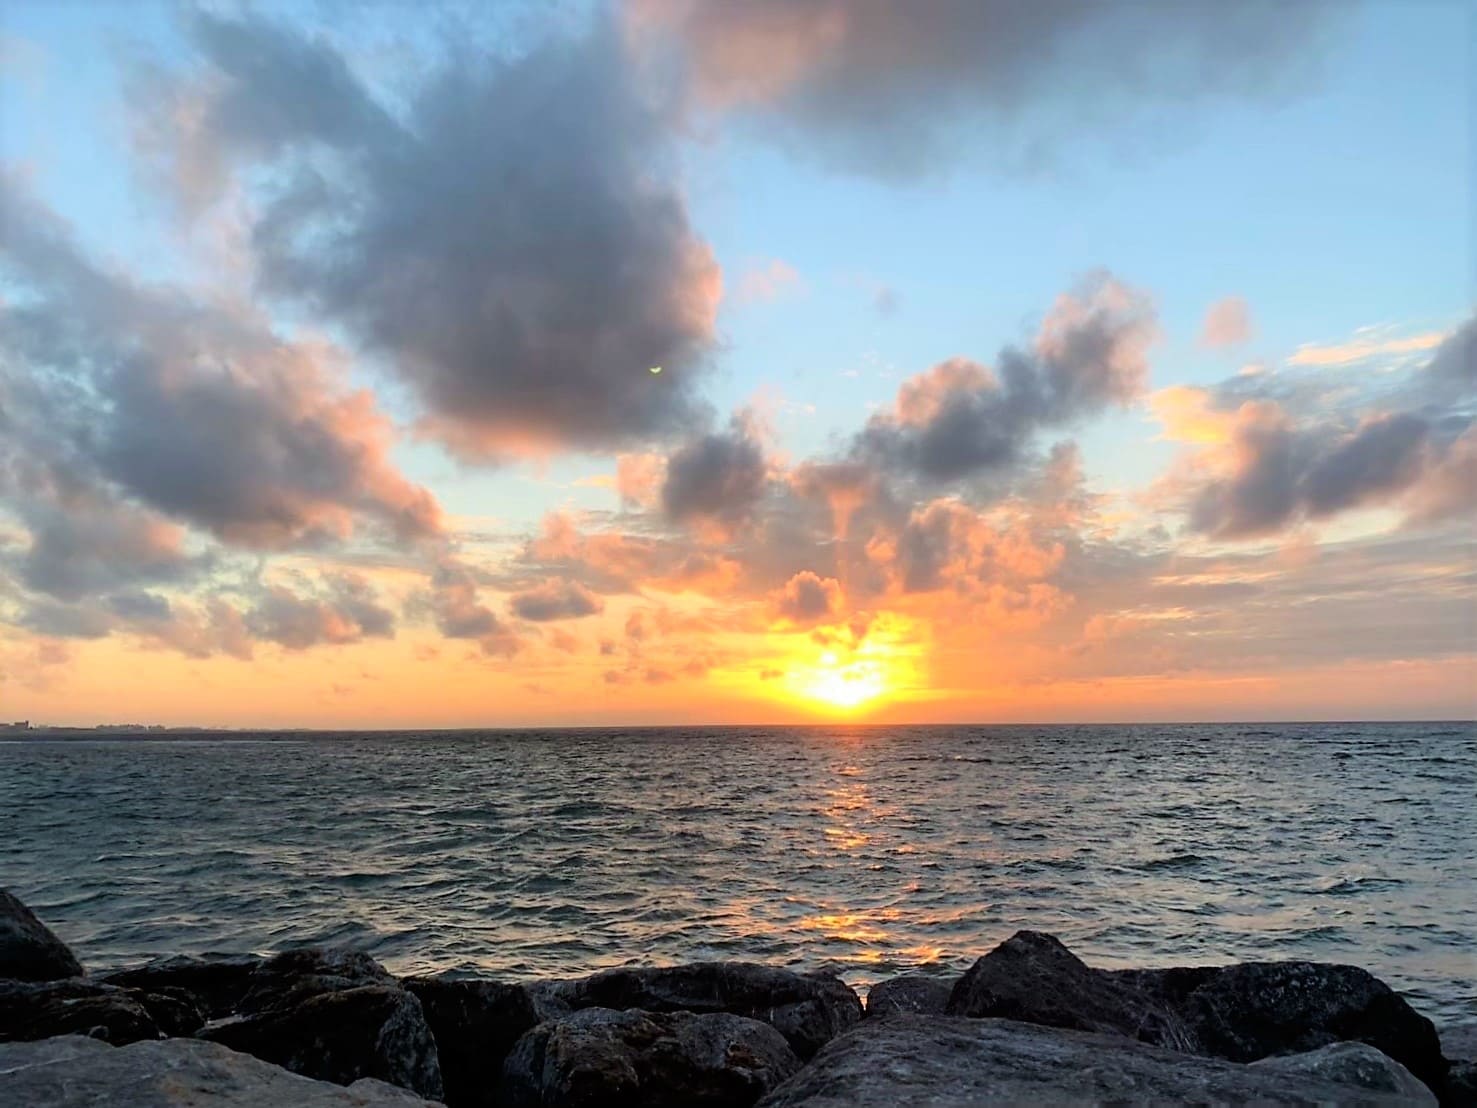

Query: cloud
left=510, top=578, right=605, bottom=621
left=1287, top=327, right=1447, bottom=368
left=150, top=10, right=721, bottom=458
left=1201, top=296, right=1253, bottom=347
left=246, top=576, right=396, bottom=650
left=736, top=258, right=802, bottom=303
left=616, top=453, right=667, bottom=510
left=772, top=571, right=842, bottom=624
left=0, top=173, right=442, bottom=552
left=1166, top=323, right=1477, bottom=538
left=856, top=272, right=1155, bottom=482
left=9, top=498, right=195, bottom=602
left=661, top=414, right=769, bottom=526
left=426, top=558, right=518, bottom=655
left=633, top=0, right=1335, bottom=178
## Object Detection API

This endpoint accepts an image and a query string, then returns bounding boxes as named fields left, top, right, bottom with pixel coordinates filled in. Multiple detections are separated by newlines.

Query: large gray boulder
left=1252, top=1041, right=1437, bottom=1104
left=0, top=1035, right=441, bottom=1106
left=864, top=975, right=952, bottom=1018
left=1175, top=960, right=1447, bottom=1091
left=101, top=953, right=264, bottom=1019
left=0, top=890, right=83, bottom=982
left=947, top=930, right=1446, bottom=1091
left=756, top=1015, right=1439, bottom=1106
left=401, top=975, right=540, bottom=1108
left=500, top=1007, right=801, bottom=1108
left=200, top=984, right=444, bottom=1101
left=946, top=931, right=1192, bottom=1042
left=558, top=963, right=862, bottom=1059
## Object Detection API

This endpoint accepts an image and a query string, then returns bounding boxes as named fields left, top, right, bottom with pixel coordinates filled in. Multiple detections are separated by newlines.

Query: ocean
left=3, top=722, right=1473, bottom=1023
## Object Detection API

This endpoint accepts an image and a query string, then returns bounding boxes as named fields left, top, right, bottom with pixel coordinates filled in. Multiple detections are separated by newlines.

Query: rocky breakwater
left=2, top=889, right=1474, bottom=1106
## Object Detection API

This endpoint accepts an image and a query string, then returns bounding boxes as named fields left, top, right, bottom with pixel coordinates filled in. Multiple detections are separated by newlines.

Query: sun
left=793, top=652, right=888, bottom=711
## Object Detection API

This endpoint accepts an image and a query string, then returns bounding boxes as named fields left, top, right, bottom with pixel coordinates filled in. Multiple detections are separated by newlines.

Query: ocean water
left=2, top=722, right=1474, bottom=1023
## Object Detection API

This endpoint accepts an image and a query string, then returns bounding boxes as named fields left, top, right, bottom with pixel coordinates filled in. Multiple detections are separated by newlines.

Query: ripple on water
left=0, top=721, right=1473, bottom=1023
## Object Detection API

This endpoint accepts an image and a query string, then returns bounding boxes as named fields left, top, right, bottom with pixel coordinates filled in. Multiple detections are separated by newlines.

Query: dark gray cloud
left=638, top=0, right=1336, bottom=179
left=661, top=417, right=768, bottom=526
left=1186, top=408, right=1457, bottom=539
left=154, top=11, right=720, bottom=458
left=1302, top=413, right=1429, bottom=517
left=9, top=498, right=196, bottom=602
left=772, top=571, right=840, bottom=623
left=1180, top=327, right=1476, bottom=538
left=509, top=578, right=604, bottom=621
left=427, top=558, right=520, bottom=655
left=857, top=273, right=1154, bottom=483
left=245, top=577, right=395, bottom=650
left=0, top=174, right=443, bottom=553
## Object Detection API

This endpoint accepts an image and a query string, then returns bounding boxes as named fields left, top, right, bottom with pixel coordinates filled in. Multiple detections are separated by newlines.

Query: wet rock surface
left=756, top=1015, right=1437, bottom=1107
left=402, top=975, right=539, bottom=1108
left=0, top=1035, right=442, bottom=1106
left=948, top=929, right=1447, bottom=1092
left=1251, top=1041, right=1436, bottom=1105
left=863, top=975, right=953, bottom=1017
left=558, top=962, right=862, bottom=1059
left=100, top=953, right=264, bottom=1019
left=0, top=978, right=163, bottom=1044
left=500, top=1006, right=801, bottom=1108
left=200, top=984, right=444, bottom=1101
left=0, top=889, right=83, bottom=982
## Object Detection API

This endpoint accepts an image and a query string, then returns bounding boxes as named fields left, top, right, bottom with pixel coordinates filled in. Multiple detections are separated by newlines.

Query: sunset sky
left=0, top=0, right=1471, bottom=727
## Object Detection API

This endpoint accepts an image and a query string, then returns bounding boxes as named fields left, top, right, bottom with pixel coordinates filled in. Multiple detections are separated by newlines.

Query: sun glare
left=795, top=656, right=888, bottom=710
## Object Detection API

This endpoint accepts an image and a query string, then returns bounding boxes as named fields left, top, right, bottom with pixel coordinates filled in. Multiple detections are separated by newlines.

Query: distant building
left=2, top=720, right=31, bottom=731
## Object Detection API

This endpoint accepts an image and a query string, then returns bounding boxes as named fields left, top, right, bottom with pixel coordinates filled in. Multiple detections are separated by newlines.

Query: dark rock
left=864, top=975, right=952, bottom=1018
left=0, top=979, right=162, bottom=1044
left=947, top=930, right=1447, bottom=1093
left=235, top=947, right=396, bottom=1015
left=1180, top=960, right=1447, bottom=1093
left=101, top=954, right=264, bottom=1019
left=1443, top=1022, right=1477, bottom=1063
left=756, top=1014, right=1434, bottom=1107
left=1444, top=1061, right=1477, bottom=1106
left=526, top=981, right=578, bottom=1024
left=501, top=1006, right=801, bottom=1108
left=560, top=963, right=862, bottom=1059
left=0, top=1034, right=442, bottom=1105
left=200, top=984, right=443, bottom=1101
left=0, top=889, right=83, bottom=982
left=1252, top=1041, right=1437, bottom=1104
left=402, top=975, right=539, bottom=1108
left=945, top=930, right=1192, bottom=1044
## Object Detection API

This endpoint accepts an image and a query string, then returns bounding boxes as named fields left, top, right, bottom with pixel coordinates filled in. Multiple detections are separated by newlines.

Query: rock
left=401, top=975, right=540, bottom=1108
left=863, top=975, right=952, bottom=1018
left=947, top=930, right=1447, bottom=1093
left=200, top=984, right=444, bottom=1101
left=0, top=979, right=163, bottom=1044
left=526, top=980, right=578, bottom=1024
left=1443, top=1022, right=1477, bottom=1063
left=1444, top=1061, right=1477, bottom=1106
left=0, top=1034, right=442, bottom=1105
left=1180, top=960, right=1447, bottom=1093
left=0, top=889, right=83, bottom=982
left=560, top=963, right=862, bottom=1059
left=235, top=947, right=396, bottom=1015
left=945, top=931, right=1192, bottom=1044
left=101, top=953, right=264, bottom=1019
left=756, top=1014, right=1435, bottom=1107
left=500, top=1007, right=801, bottom=1108
left=1252, top=1041, right=1437, bottom=1105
